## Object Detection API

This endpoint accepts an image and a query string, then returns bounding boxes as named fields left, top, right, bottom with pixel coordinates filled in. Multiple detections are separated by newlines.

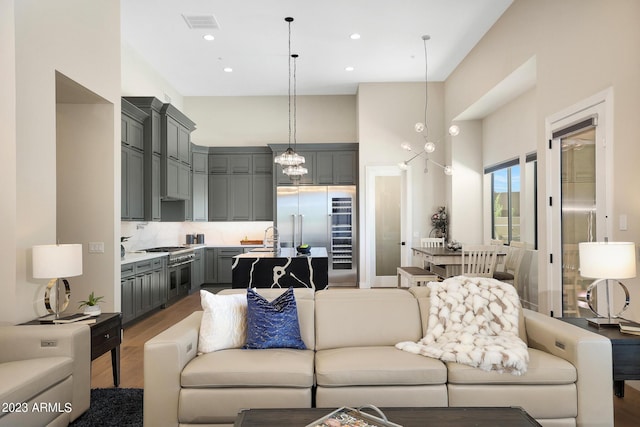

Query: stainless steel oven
left=144, top=246, right=195, bottom=304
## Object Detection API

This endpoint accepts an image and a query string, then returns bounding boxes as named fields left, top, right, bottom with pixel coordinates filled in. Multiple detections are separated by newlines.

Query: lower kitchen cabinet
left=121, top=257, right=166, bottom=325
left=191, top=248, right=205, bottom=291
left=216, top=248, right=243, bottom=284
left=203, top=247, right=246, bottom=285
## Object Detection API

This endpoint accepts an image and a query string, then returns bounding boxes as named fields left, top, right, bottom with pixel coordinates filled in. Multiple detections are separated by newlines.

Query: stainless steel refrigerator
left=277, top=185, right=357, bottom=287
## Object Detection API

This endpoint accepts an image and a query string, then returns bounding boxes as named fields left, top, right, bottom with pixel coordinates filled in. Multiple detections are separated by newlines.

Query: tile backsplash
left=121, top=221, right=272, bottom=251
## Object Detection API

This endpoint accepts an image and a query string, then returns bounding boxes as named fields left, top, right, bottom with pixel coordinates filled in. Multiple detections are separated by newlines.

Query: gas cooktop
left=144, top=246, right=190, bottom=253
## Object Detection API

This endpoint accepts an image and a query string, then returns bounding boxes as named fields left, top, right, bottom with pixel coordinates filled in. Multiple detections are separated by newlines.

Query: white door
left=365, top=165, right=411, bottom=287
left=547, top=92, right=611, bottom=316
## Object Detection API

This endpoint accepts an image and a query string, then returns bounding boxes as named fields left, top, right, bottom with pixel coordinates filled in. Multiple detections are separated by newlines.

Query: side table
left=22, top=312, right=122, bottom=387
left=559, top=317, right=640, bottom=397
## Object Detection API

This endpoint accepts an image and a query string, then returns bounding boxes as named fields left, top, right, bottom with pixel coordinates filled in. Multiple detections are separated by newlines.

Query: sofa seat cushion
left=316, top=346, right=447, bottom=387
left=0, top=357, right=73, bottom=404
left=447, top=348, right=576, bottom=384
left=181, top=348, right=314, bottom=388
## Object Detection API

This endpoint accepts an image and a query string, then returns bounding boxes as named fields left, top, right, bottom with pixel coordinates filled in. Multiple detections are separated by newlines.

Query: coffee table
left=234, top=407, right=541, bottom=426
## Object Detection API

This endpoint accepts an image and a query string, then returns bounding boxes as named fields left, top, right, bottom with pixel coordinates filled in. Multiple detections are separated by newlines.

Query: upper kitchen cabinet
left=123, top=96, right=164, bottom=221
left=160, top=103, right=196, bottom=201
left=121, top=99, right=148, bottom=221
left=208, top=147, right=273, bottom=221
left=271, top=143, right=358, bottom=186
left=192, top=144, right=209, bottom=222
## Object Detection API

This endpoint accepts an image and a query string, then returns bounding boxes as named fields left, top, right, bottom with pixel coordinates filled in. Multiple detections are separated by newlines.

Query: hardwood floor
left=91, top=289, right=640, bottom=426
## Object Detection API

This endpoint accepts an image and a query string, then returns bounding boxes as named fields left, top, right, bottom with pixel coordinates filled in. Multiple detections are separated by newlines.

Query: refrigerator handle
left=328, top=213, right=332, bottom=254
left=291, top=214, right=297, bottom=248
left=299, top=214, right=304, bottom=245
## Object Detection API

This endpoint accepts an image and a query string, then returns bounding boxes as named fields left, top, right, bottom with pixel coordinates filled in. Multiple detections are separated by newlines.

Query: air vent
left=182, top=14, right=220, bottom=30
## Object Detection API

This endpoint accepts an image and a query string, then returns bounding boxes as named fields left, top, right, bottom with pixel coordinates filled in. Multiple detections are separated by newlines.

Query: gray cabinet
left=192, top=147, right=209, bottom=222
left=208, top=175, right=229, bottom=221
left=121, top=257, right=166, bottom=325
left=203, top=247, right=246, bottom=285
left=121, top=112, right=144, bottom=151
left=192, top=173, right=208, bottom=221
left=160, top=103, right=196, bottom=201
left=121, top=143, right=145, bottom=221
left=272, top=143, right=358, bottom=186
left=317, top=151, right=357, bottom=185
left=208, top=148, right=273, bottom=221
left=123, top=97, right=165, bottom=221
left=229, top=175, right=252, bottom=221
left=216, top=248, right=243, bottom=284
left=121, top=99, right=148, bottom=221
left=205, top=248, right=217, bottom=283
left=252, top=174, right=273, bottom=221
left=164, top=156, right=192, bottom=200
left=191, top=248, right=205, bottom=291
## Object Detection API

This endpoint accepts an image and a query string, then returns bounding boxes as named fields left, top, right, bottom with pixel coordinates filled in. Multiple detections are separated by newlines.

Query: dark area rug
left=70, top=388, right=142, bottom=427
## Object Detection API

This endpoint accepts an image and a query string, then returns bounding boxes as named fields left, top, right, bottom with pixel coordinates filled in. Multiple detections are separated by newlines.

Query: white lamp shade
left=33, top=244, right=83, bottom=278
left=579, top=242, right=636, bottom=279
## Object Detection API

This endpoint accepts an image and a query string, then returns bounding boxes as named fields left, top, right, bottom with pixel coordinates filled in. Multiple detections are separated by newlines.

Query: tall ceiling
left=121, top=0, right=513, bottom=97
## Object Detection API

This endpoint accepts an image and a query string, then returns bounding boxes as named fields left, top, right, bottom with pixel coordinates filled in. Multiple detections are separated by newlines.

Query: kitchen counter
left=231, top=247, right=329, bottom=290
left=121, top=251, right=168, bottom=265
left=234, top=247, right=328, bottom=259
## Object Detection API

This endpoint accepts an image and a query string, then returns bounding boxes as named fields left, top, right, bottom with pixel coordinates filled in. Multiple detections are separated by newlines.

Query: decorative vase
left=83, top=305, right=101, bottom=316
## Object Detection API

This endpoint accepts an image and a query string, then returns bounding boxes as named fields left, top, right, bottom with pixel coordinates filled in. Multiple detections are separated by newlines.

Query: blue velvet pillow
left=244, top=287, right=307, bottom=350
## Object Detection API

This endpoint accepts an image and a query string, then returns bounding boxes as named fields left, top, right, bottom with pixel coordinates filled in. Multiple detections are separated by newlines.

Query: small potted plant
left=79, top=292, right=104, bottom=316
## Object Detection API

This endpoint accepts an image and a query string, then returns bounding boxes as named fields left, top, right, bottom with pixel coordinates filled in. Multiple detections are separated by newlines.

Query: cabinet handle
left=105, top=333, right=110, bottom=339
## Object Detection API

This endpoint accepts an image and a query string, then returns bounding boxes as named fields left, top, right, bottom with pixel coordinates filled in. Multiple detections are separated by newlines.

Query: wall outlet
left=89, top=242, right=105, bottom=253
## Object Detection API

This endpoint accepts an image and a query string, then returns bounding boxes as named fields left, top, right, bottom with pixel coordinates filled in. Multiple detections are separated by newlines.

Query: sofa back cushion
left=315, top=289, right=422, bottom=350
left=219, top=288, right=315, bottom=350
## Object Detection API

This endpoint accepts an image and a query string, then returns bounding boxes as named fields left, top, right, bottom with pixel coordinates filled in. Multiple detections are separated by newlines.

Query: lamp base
left=44, top=278, right=71, bottom=318
left=586, top=317, right=622, bottom=328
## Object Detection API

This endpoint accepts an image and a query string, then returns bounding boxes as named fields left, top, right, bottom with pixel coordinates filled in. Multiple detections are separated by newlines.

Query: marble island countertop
left=234, top=247, right=328, bottom=259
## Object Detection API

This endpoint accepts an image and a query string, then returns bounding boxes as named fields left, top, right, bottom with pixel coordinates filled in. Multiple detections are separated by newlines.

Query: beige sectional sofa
left=144, top=286, right=613, bottom=427
left=0, top=323, right=91, bottom=427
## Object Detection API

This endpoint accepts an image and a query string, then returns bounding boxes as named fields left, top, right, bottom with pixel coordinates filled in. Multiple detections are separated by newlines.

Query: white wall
left=121, top=42, right=184, bottom=110
left=184, top=95, right=357, bottom=147
left=57, top=100, right=118, bottom=314
left=481, top=88, right=537, bottom=243
left=357, top=82, right=448, bottom=286
left=450, top=120, right=483, bottom=244
left=0, top=0, right=17, bottom=323
left=3, top=0, right=121, bottom=324
left=444, top=0, right=640, bottom=320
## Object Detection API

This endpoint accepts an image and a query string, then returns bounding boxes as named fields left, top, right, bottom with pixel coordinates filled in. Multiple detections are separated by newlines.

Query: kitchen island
left=232, top=247, right=328, bottom=290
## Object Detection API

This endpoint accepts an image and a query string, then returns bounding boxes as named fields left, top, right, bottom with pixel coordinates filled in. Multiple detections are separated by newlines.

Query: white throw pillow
left=198, top=290, right=247, bottom=353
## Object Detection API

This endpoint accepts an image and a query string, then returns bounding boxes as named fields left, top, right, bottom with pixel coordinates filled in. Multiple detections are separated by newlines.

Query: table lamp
left=32, top=243, right=83, bottom=319
left=578, top=241, right=636, bottom=327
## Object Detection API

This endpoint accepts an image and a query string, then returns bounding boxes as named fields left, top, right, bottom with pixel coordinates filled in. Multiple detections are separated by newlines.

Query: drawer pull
left=105, top=333, right=110, bottom=339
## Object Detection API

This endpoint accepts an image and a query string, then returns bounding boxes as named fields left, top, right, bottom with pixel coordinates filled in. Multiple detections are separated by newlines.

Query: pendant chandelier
left=274, top=17, right=307, bottom=178
left=398, top=35, right=453, bottom=176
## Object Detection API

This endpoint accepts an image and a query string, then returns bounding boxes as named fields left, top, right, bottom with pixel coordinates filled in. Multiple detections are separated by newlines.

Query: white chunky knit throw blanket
left=396, top=276, right=529, bottom=375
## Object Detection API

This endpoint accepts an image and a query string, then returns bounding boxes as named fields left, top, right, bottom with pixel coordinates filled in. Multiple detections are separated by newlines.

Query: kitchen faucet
left=264, top=226, right=280, bottom=253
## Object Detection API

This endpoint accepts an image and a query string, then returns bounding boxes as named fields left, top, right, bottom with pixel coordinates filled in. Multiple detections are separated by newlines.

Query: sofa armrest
left=0, top=324, right=91, bottom=421
left=523, top=309, right=613, bottom=427
left=144, top=311, right=202, bottom=427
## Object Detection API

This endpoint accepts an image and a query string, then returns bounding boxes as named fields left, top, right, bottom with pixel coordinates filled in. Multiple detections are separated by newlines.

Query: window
left=486, top=159, right=520, bottom=244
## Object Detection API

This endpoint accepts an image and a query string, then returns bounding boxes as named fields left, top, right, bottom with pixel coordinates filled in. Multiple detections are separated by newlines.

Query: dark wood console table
left=22, top=312, right=122, bottom=387
left=560, top=317, right=640, bottom=397
left=235, top=407, right=540, bottom=426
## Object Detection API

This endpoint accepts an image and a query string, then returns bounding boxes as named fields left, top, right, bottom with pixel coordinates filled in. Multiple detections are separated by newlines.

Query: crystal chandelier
left=398, top=35, right=453, bottom=175
left=274, top=17, right=307, bottom=178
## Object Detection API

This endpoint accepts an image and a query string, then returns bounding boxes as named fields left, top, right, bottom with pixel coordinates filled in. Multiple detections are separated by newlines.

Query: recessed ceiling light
left=345, top=66, right=355, bottom=72
left=223, top=67, right=233, bottom=73
left=350, top=33, right=361, bottom=40
left=203, top=34, right=215, bottom=41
